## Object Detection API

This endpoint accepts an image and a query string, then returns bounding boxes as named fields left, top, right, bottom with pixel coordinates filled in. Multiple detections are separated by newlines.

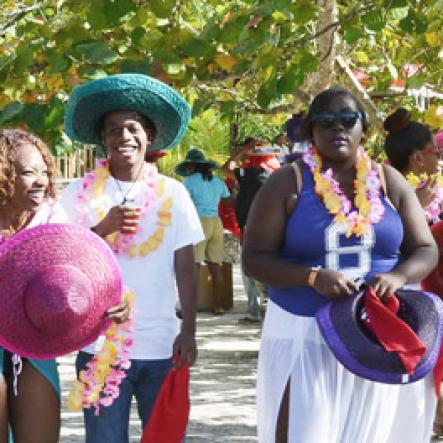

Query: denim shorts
left=76, top=351, right=172, bottom=443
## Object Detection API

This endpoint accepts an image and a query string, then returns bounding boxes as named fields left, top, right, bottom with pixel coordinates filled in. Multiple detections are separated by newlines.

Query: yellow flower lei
left=81, top=160, right=173, bottom=257
left=406, top=172, right=443, bottom=188
left=304, top=146, right=384, bottom=237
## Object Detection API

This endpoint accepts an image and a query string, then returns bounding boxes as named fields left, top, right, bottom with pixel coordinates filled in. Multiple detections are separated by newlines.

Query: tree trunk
left=310, top=0, right=338, bottom=95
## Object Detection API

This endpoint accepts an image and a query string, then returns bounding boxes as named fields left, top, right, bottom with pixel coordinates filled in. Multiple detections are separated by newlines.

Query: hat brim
left=175, top=160, right=219, bottom=176
left=316, top=289, right=443, bottom=384
left=65, top=74, right=190, bottom=151
left=0, top=224, right=122, bottom=359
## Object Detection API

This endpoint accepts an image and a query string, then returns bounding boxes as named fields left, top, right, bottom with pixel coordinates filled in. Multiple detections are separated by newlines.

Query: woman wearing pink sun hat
left=0, top=129, right=127, bottom=443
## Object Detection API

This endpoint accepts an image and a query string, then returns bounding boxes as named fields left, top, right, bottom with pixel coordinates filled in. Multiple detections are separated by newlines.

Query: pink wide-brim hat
left=0, top=224, right=122, bottom=359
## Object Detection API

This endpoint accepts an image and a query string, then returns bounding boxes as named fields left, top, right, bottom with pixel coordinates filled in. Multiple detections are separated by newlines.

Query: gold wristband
left=307, top=266, right=321, bottom=287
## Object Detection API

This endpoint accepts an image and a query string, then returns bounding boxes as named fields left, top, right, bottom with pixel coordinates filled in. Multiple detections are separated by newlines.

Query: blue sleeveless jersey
left=269, top=165, right=404, bottom=317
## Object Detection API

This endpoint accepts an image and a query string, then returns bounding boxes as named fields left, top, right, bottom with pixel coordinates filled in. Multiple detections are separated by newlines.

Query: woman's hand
left=313, top=269, right=359, bottom=299
left=369, top=272, right=407, bottom=299
left=92, top=205, right=133, bottom=237
left=416, top=177, right=439, bottom=208
left=107, top=301, right=130, bottom=324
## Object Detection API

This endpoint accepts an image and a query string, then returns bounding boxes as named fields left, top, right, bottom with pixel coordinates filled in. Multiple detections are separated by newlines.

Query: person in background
left=436, top=131, right=443, bottom=151
left=243, top=86, right=437, bottom=442
left=384, top=108, right=442, bottom=215
left=384, top=108, right=443, bottom=438
left=176, top=148, right=230, bottom=315
left=285, top=112, right=308, bottom=161
left=221, top=138, right=281, bottom=323
left=145, top=149, right=166, bottom=169
left=0, top=129, right=63, bottom=443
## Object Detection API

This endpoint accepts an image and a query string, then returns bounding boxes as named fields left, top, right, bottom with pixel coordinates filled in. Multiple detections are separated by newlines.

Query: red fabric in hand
left=141, top=361, right=190, bottom=443
left=362, top=287, right=426, bottom=375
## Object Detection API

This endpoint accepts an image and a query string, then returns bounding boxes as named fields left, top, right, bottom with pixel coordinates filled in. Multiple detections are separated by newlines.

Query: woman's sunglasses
left=310, top=112, right=363, bottom=129
left=423, top=146, right=443, bottom=161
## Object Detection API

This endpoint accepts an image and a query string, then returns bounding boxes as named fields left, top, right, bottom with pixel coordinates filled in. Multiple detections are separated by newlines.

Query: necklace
left=111, top=163, right=145, bottom=205
left=303, top=145, right=385, bottom=237
left=406, top=172, right=443, bottom=223
left=76, top=159, right=173, bottom=257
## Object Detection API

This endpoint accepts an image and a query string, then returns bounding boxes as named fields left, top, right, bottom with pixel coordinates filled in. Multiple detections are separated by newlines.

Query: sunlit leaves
left=0, top=0, right=442, bottom=152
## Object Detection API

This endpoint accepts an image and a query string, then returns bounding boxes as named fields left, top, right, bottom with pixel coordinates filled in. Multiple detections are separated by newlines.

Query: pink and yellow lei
left=303, top=146, right=385, bottom=237
left=67, top=289, right=135, bottom=415
left=406, top=172, right=443, bottom=223
left=76, top=159, right=173, bottom=257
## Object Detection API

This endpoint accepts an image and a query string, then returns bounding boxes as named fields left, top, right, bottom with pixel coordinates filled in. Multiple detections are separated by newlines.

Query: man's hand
left=173, top=332, right=197, bottom=369
left=92, top=206, right=138, bottom=237
left=107, top=300, right=131, bottom=323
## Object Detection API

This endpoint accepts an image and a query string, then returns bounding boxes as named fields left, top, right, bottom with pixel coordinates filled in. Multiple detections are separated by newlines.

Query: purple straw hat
left=316, top=289, right=443, bottom=384
left=0, top=224, right=122, bottom=359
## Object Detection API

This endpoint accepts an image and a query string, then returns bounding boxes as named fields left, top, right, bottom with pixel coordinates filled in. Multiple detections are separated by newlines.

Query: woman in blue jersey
left=243, top=87, right=438, bottom=443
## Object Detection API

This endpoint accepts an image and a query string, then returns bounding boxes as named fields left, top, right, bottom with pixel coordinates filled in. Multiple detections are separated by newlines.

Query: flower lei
left=302, top=146, right=385, bottom=237
left=67, top=289, right=135, bottom=415
left=76, top=159, right=173, bottom=257
left=406, top=172, right=443, bottom=223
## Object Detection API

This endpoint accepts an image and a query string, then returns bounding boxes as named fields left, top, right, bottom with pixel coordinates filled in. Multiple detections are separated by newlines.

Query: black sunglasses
left=310, top=112, right=363, bottom=129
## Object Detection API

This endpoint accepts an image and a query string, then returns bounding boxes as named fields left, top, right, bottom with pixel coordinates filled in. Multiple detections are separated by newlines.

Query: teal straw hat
left=64, top=74, right=190, bottom=151
left=175, top=148, right=218, bottom=176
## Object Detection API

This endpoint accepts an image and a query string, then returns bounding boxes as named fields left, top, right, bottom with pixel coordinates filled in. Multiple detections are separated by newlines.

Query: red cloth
left=362, top=287, right=426, bottom=375
left=219, top=200, right=241, bottom=237
left=422, top=220, right=443, bottom=297
left=240, top=154, right=280, bottom=171
left=433, top=345, right=443, bottom=396
left=218, top=177, right=241, bottom=237
left=141, top=362, right=190, bottom=443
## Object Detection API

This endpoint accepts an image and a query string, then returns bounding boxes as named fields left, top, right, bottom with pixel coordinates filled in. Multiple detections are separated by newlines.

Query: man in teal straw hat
left=176, top=148, right=230, bottom=314
left=60, top=74, right=204, bottom=442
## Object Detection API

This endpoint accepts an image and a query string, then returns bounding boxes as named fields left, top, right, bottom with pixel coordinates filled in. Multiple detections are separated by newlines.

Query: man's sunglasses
left=310, top=112, right=363, bottom=129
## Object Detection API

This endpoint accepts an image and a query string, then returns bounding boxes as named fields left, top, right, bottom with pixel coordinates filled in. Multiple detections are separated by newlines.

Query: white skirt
left=257, top=300, right=436, bottom=443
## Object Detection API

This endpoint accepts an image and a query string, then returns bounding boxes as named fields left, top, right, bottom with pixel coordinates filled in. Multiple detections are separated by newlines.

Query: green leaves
left=361, top=11, right=385, bottom=31
left=183, top=37, right=213, bottom=58
left=344, top=26, right=364, bottom=44
left=45, top=50, right=71, bottom=74
left=120, top=59, right=152, bottom=74
left=257, top=75, right=278, bottom=108
left=0, top=0, right=441, bottom=149
left=87, top=0, right=136, bottom=29
left=399, top=10, right=428, bottom=33
left=12, top=47, right=34, bottom=76
left=0, top=103, right=24, bottom=126
left=277, top=65, right=305, bottom=94
left=149, top=0, right=176, bottom=18
left=76, top=42, right=119, bottom=65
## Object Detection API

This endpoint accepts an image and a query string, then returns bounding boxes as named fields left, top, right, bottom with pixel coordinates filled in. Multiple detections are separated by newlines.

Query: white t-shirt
left=59, top=173, right=204, bottom=359
left=29, top=200, right=67, bottom=226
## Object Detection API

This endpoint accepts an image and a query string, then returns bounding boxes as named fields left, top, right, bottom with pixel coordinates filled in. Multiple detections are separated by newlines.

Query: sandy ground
left=58, top=263, right=261, bottom=442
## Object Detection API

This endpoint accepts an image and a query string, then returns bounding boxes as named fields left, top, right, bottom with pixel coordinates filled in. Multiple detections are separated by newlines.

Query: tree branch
left=335, top=55, right=384, bottom=129
left=0, top=4, right=45, bottom=34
